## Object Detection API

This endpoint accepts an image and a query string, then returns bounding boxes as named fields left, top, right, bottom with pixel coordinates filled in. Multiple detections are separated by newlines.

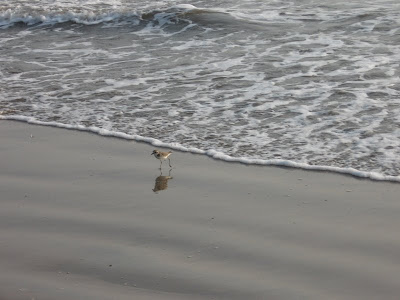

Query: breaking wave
left=0, top=4, right=209, bottom=28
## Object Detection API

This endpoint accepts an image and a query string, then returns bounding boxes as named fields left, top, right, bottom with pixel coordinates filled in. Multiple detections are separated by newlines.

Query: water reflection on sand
left=152, top=169, right=173, bottom=193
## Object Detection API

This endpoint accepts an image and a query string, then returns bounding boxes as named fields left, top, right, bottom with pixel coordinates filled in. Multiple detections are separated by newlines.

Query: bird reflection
left=153, top=169, right=173, bottom=193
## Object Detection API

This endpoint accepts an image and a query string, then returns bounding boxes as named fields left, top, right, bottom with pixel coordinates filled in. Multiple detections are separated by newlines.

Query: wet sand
left=1, top=120, right=400, bottom=300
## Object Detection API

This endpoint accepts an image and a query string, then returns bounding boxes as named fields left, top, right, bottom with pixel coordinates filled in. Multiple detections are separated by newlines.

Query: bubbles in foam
left=1, top=0, right=400, bottom=180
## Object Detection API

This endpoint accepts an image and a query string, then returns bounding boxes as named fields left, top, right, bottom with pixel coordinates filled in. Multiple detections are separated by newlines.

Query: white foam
left=0, top=4, right=200, bottom=28
left=170, top=4, right=198, bottom=11
left=2, top=1, right=400, bottom=181
left=0, top=10, right=137, bottom=27
left=2, top=115, right=400, bottom=183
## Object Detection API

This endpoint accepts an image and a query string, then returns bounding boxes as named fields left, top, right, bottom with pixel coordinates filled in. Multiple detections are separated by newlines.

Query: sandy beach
left=1, top=119, right=400, bottom=300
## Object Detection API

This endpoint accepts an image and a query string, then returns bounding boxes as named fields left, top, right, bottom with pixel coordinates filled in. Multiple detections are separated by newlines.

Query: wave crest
left=0, top=5, right=201, bottom=28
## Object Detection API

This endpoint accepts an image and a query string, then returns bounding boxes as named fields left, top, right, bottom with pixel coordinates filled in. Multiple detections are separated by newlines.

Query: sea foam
left=2, top=115, right=399, bottom=183
left=0, top=11, right=140, bottom=28
left=2, top=1, right=400, bottom=182
left=0, top=4, right=202, bottom=28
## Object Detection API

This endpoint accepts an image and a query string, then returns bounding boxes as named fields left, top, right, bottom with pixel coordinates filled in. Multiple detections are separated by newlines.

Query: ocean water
left=1, top=0, right=400, bottom=181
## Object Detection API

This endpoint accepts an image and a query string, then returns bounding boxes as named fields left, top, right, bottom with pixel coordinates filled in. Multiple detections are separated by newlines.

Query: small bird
left=151, top=149, right=172, bottom=169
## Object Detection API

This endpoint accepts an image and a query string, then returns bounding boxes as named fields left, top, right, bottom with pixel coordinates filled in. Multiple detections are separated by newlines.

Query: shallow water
left=1, top=0, right=400, bottom=180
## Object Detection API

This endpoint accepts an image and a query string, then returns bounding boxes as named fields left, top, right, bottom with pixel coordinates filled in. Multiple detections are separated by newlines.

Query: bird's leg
left=159, top=160, right=162, bottom=169
left=168, top=158, right=172, bottom=168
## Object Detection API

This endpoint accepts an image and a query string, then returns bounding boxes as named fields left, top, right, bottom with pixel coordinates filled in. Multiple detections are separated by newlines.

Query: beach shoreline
left=2, top=116, right=398, bottom=182
left=1, top=120, right=400, bottom=300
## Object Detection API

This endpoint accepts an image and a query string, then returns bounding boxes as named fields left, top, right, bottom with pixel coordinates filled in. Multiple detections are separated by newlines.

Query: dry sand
left=1, top=120, right=400, bottom=300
